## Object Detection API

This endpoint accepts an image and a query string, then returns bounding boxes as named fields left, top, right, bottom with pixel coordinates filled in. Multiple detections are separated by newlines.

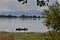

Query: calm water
left=0, top=18, right=48, bottom=32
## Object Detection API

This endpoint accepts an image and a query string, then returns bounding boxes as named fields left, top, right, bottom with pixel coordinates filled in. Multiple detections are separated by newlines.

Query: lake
left=0, top=18, right=48, bottom=32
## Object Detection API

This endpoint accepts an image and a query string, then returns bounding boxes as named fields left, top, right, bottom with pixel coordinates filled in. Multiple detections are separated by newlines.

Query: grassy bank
left=0, top=32, right=60, bottom=40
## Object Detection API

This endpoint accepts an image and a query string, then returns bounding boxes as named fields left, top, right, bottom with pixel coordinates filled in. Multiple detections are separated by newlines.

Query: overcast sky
left=0, top=0, right=57, bottom=11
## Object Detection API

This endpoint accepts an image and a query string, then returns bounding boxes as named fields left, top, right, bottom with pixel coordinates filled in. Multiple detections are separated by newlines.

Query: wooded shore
left=0, top=15, right=45, bottom=18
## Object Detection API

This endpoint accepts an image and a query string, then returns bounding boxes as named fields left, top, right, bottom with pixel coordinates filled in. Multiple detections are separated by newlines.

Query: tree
left=42, top=1, right=60, bottom=32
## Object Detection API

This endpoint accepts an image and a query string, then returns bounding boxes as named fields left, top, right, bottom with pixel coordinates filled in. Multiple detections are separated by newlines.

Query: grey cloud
left=0, top=0, right=36, bottom=11
left=0, top=0, right=56, bottom=11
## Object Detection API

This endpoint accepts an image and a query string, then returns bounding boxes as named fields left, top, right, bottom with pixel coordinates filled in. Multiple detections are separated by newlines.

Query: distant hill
left=0, top=11, right=41, bottom=16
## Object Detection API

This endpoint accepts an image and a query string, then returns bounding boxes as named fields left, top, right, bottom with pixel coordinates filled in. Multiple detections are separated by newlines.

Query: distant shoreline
left=0, top=15, right=45, bottom=18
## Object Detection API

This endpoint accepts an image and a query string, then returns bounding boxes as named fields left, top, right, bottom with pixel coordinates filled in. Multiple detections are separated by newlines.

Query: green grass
left=0, top=32, right=60, bottom=40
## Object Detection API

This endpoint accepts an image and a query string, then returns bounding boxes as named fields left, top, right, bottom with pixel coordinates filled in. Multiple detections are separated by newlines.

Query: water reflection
left=20, top=18, right=40, bottom=20
left=0, top=18, right=48, bottom=32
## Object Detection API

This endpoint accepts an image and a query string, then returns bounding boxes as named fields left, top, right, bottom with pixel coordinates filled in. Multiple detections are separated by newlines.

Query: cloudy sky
left=0, top=0, right=57, bottom=12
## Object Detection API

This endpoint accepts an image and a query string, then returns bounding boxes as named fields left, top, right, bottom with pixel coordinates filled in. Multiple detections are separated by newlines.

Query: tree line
left=0, top=15, right=43, bottom=18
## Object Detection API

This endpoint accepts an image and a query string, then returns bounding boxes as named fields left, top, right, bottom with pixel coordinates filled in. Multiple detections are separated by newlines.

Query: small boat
left=16, top=27, right=28, bottom=31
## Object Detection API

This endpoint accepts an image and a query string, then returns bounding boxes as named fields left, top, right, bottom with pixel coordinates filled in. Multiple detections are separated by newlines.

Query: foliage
left=0, top=32, right=60, bottom=40
left=42, top=1, right=60, bottom=32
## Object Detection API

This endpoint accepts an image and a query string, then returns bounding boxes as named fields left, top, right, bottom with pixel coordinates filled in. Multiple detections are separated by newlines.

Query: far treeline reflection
left=0, top=15, right=45, bottom=18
